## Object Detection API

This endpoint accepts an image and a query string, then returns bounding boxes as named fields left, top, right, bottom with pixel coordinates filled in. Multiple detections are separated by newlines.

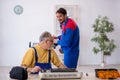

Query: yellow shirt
left=21, top=44, right=62, bottom=68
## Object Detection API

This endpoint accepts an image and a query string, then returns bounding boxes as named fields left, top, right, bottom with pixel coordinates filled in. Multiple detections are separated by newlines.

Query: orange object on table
left=95, top=68, right=120, bottom=79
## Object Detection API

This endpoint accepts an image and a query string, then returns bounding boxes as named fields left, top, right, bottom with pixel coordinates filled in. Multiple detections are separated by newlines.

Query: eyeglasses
left=48, top=40, right=53, bottom=43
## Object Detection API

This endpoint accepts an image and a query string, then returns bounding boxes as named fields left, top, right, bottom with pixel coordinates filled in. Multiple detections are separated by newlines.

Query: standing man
left=54, top=8, right=80, bottom=69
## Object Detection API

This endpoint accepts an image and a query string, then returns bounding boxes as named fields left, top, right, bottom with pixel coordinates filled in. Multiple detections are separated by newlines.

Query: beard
left=59, top=19, right=64, bottom=24
left=60, top=21, right=64, bottom=24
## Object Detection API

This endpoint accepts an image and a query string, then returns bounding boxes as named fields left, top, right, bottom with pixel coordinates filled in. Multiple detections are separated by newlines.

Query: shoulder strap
left=48, top=50, right=51, bottom=63
left=32, top=47, right=51, bottom=63
left=32, top=47, right=38, bottom=63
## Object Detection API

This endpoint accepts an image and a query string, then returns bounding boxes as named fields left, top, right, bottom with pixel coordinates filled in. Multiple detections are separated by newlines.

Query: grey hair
left=39, top=31, right=52, bottom=42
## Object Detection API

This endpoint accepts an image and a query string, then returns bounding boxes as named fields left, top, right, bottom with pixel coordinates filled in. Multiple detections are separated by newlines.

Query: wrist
left=27, top=68, right=32, bottom=72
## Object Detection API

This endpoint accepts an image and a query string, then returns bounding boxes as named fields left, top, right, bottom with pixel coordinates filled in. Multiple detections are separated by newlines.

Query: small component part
left=86, top=73, right=88, bottom=76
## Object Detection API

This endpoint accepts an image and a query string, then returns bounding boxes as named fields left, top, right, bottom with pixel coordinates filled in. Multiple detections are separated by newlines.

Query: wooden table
left=0, top=65, right=120, bottom=80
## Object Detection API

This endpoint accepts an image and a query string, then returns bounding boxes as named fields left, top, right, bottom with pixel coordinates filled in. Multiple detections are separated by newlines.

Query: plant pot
left=101, top=62, right=105, bottom=67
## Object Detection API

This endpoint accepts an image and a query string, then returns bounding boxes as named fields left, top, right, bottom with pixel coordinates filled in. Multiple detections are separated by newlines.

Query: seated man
left=21, top=31, right=66, bottom=73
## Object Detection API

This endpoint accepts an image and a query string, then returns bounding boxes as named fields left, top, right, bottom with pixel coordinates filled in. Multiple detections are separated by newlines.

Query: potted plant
left=91, top=16, right=116, bottom=67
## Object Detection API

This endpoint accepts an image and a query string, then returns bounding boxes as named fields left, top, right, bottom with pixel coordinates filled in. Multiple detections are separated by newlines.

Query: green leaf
left=91, top=16, right=116, bottom=55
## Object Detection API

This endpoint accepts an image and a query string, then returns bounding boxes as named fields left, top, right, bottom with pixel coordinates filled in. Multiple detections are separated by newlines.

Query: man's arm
left=57, top=28, right=74, bottom=47
left=21, top=66, right=41, bottom=73
left=51, top=49, right=66, bottom=68
left=21, top=48, right=41, bottom=72
left=58, top=63, right=67, bottom=68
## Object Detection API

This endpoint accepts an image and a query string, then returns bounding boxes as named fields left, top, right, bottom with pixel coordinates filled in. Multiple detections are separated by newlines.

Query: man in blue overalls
left=54, top=8, right=80, bottom=69
left=21, top=31, right=66, bottom=73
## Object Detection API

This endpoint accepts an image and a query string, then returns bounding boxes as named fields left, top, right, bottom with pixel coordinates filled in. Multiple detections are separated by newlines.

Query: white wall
left=79, top=0, right=120, bottom=65
left=0, top=0, right=120, bottom=66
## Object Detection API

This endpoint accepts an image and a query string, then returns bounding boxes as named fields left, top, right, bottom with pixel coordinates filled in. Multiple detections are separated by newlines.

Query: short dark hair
left=56, top=8, right=67, bottom=15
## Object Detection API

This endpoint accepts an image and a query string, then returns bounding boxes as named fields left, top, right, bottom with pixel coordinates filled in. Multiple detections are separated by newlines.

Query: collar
left=60, top=17, right=69, bottom=27
left=63, top=17, right=69, bottom=26
left=36, top=44, right=48, bottom=52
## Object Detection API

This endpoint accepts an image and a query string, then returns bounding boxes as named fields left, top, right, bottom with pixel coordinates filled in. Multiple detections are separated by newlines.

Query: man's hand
left=53, top=39, right=58, bottom=44
left=59, top=64, right=67, bottom=68
left=53, top=35, right=58, bottom=39
left=31, top=66, right=41, bottom=73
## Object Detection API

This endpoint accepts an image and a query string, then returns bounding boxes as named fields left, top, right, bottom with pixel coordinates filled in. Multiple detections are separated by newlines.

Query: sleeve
left=57, top=35, right=62, bottom=40
left=57, top=28, right=74, bottom=47
left=21, top=48, right=35, bottom=68
left=51, top=49, right=63, bottom=67
left=57, top=24, right=62, bottom=40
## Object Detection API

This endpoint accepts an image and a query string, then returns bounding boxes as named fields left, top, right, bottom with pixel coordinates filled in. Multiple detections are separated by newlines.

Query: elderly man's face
left=45, top=37, right=54, bottom=49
